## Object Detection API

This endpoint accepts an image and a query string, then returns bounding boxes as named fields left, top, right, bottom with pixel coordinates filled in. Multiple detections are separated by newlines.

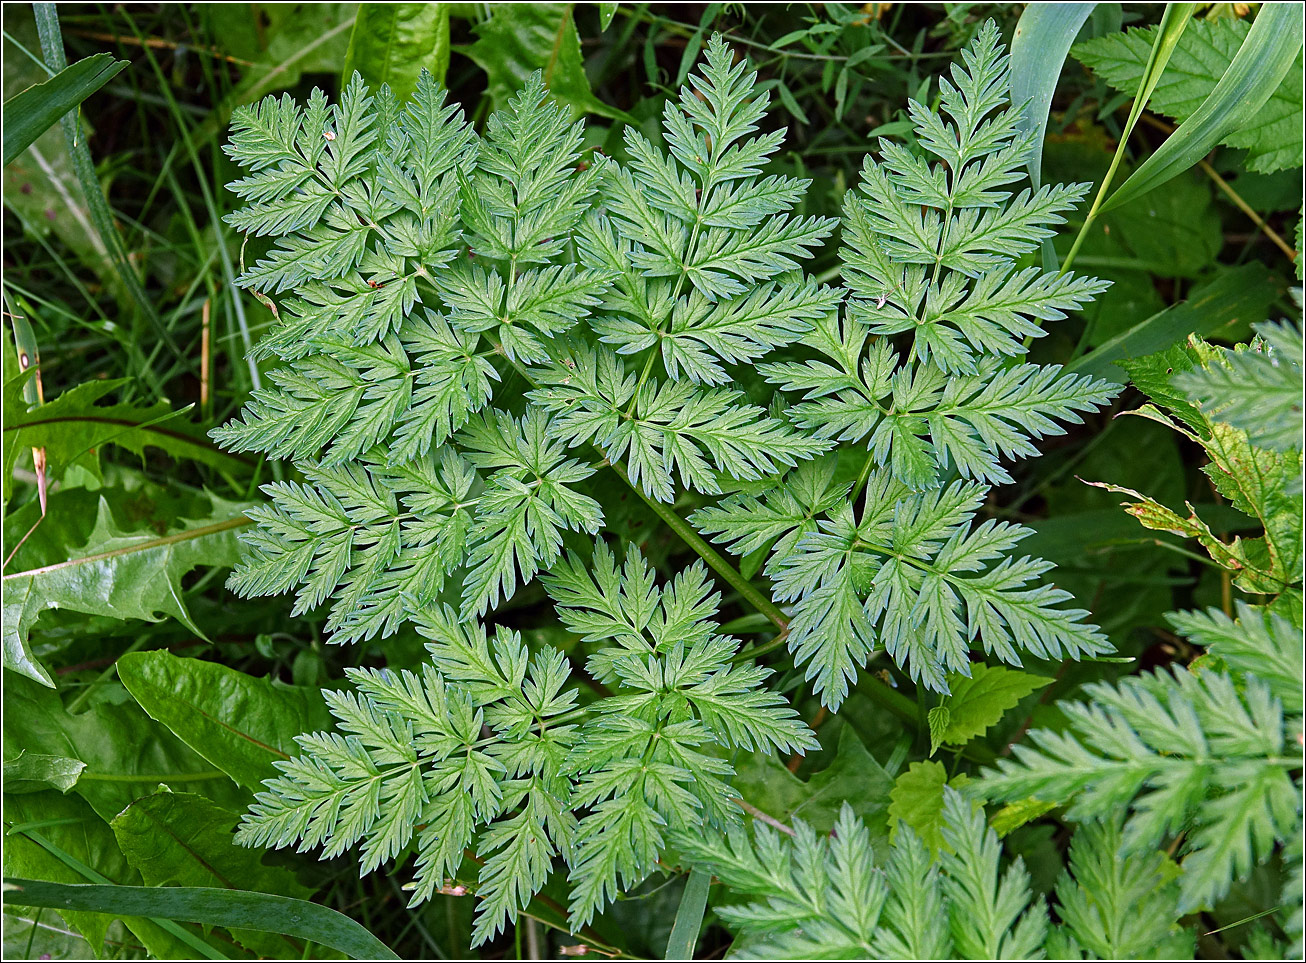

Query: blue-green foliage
left=238, top=544, right=812, bottom=942
left=679, top=792, right=1193, bottom=959
left=217, top=23, right=1121, bottom=947
left=695, top=22, right=1117, bottom=706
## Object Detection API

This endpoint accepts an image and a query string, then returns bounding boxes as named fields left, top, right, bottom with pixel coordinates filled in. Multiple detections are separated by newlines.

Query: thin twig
left=734, top=798, right=796, bottom=837
left=1138, top=113, right=1296, bottom=261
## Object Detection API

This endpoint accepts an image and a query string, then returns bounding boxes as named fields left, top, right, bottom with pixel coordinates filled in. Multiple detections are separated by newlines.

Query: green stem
left=625, top=348, right=660, bottom=418
left=731, top=630, right=790, bottom=664
left=607, top=461, right=789, bottom=630
left=487, top=336, right=790, bottom=630
left=1060, top=3, right=1195, bottom=274
left=1059, top=143, right=1128, bottom=276
left=859, top=672, right=917, bottom=725
left=851, top=449, right=877, bottom=503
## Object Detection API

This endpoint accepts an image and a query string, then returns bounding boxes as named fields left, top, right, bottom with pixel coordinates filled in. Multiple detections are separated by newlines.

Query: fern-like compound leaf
left=216, top=26, right=1126, bottom=944
left=1167, top=601, right=1303, bottom=713
left=707, top=465, right=1109, bottom=705
left=1048, top=819, right=1194, bottom=959
left=978, top=667, right=1301, bottom=911
left=677, top=791, right=1082, bottom=959
left=530, top=346, right=826, bottom=502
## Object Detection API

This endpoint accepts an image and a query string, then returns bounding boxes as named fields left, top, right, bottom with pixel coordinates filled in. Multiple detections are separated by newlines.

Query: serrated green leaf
left=930, top=663, right=1052, bottom=753
left=1084, top=472, right=1295, bottom=595
left=927, top=706, right=952, bottom=756
left=888, top=761, right=955, bottom=854
left=1169, top=601, right=1303, bottom=713
left=2, top=496, right=252, bottom=686
left=1175, top=319, right=1304, bottom=454
left=1114, top=339, right=1303, bottom=597
left=204, top=23, right=1133, bottom=944
left=679, top=791, right=1052, bottom=960
left=1076, top=15, right=1304, bottom=173
left=979, top=666, right=1299, bottom=912
left=1051, top=820, right=1193, bottom=959
left=1100, top=6, right=1304, bottom=210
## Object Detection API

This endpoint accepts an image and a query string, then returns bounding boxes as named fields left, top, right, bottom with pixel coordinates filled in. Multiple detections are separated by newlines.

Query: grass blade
left=9, top=827, right=228, bottom=959
left=1101, top=4, right=1303, bottom=212
left=31, top=3, right=182, bottom=365
left=3, top=878, right=400, bottom=960
left=665, top=867, right=711, bottom=960
left=1060, top=3, right=1197, bottom=271
left=1010, top=3, right=1096, bottom=189
left=2, top=52, right=127, bottom=165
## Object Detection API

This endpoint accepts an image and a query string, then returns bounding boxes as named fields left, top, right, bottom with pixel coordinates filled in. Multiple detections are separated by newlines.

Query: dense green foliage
left=3, top=3, right=1302, bottom=960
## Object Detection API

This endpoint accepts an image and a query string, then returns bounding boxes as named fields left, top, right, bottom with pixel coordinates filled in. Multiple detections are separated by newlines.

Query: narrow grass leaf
left=1101, top=4, right=1304, bottom=212
left=2, top=52, right=127, bottom=165
left=2, top=879, right=399, bottom=960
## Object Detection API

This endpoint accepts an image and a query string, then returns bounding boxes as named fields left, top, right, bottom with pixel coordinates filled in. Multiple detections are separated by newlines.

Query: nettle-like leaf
left=927, top=662, right=1051, bottom=754
left=679, top=790, right=1193, bottom=959
left=216, top=23, right=1118, bottom=943
left=1074, top=17, right=1304, bottom=174
left=1112, top=336, right=1304, bottom=597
